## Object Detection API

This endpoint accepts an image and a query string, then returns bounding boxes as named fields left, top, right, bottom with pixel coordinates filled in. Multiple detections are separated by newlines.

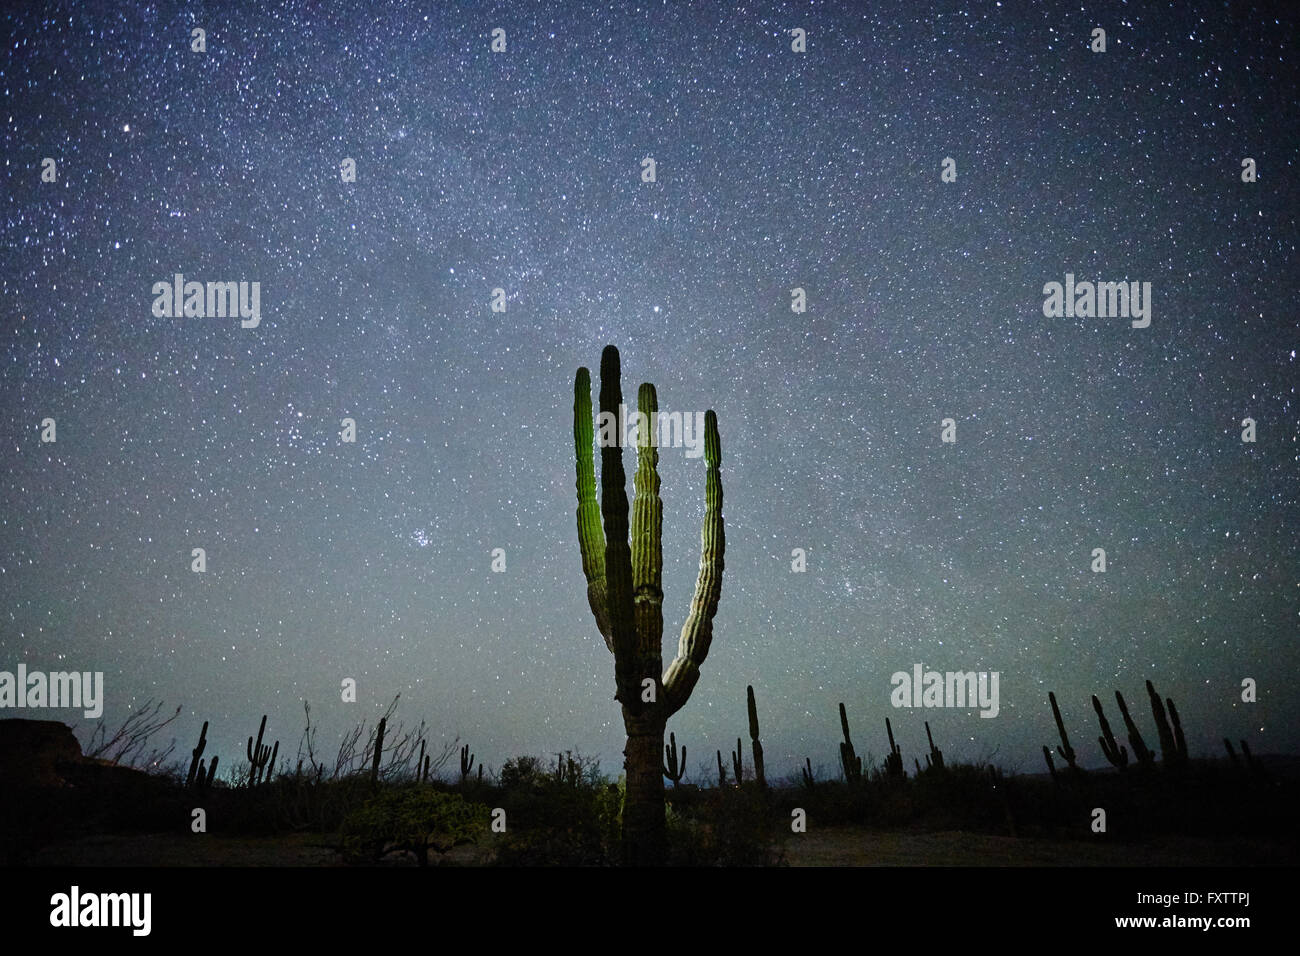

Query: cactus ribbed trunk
left=623, top=720, right=667, bottom=864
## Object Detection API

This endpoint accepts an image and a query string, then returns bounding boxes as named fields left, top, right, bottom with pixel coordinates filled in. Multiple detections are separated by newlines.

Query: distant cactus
left=1223, top=738, right=1240, bottom=771
left=838, top=702, right=862, bottom=785
left=1048, top=692, right=1078, bottom=772
left=368, top=716, right=386, bottom=785
left=246, top=715, right=278, bottom=787
left=1115, top=690, right=1155, bottom=767
left=883, top=718, right=904, bottom=779
left=731, top=737, right=744, bottom=784
left=186, top=721, right=209, bottom=789
left=746, top=685, right=766, bottom=789
left=460, top=744, right=476, bottom=783
left=662, top=731, right=687, bottom=787
left=801, top=757, right=815, bottom=791
left=194, top=755, right=218, bottom=794
left=1146, top=681, right=1187, bottom=769
left=1092, top=695, right=1128, bottom=770
left=924, top=720, right=944, bottom=770
left=716, top=749, right=728, bottom=788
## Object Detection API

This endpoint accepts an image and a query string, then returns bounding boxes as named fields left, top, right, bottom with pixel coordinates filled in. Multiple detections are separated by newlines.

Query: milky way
left=2, top=1, right=1296, bottom=782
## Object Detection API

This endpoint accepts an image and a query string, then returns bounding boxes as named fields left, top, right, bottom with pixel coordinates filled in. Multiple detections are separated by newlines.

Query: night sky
left=2, top=0, right=1296, bottom=785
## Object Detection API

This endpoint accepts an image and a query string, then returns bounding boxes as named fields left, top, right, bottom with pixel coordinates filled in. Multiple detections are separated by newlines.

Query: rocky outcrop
left=0, top=718, right=84, bottom=788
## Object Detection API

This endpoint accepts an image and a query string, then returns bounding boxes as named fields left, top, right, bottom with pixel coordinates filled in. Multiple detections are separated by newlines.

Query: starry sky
left=2, top=0, right=1296, bottom=784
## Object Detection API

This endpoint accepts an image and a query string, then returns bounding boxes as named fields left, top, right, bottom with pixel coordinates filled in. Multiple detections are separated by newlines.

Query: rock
left=0, top=718, right=83, bottom=788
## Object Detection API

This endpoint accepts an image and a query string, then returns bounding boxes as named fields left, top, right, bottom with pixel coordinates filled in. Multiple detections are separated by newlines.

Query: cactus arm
left=573, top=366, right=612, bottom=649
left=662, top=410, right=724, bottom=718
left=1115, top=690, right=1154, bottom=766
left=1049, top=692, right=1077, bottom=769
left=187, top=720, right=208, bottom=789
left=631, top=382, right=665, bottom=702
left=596, top=348, right=639, bottom=709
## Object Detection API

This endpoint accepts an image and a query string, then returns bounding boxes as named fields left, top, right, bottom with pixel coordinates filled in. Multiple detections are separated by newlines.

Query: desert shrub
left=339, top=785, right=489, bottom=866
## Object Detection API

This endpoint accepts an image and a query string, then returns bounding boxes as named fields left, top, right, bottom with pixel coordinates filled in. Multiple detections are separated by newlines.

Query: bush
left=339, top=786, right=489, bottom=866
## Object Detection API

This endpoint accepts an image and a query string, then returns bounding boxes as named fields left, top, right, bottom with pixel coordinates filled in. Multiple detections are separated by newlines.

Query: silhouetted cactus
left=801, top=757, right=815, bottom=791
left=1146, top=681, right=1187, bottom=769
left=1238, top=739, right=1265, bottom=780
left=194, top=755, right=218, bottom=794
left=1092, top=694, right=1128, bottom=770
left=246, top=715, right=277, bottom=787
left=662, top=731, right=686, bottom=787
left=1224, top=737, right=1240, bottom=770
left=1115, top=690, right=1154, bottom=767
left=573, top=345, right=725, bottom=864
left=1048, top=692, right=1078, bottom=772
left=883, top=718, right=904, bottom=779
left=746, top=685, right=766, bottom=789
left=716, top=749, right=727, bottom=788
left=915, top=757, right=923, bottom=775
left=186, top=720, right=209, bottom=789
left=369, top=716, right=386, bottom=785
left=838, top=702, right=862, bottom=785
left=460, top=744, right=476, bottom=783
left=925, top=720, right=944, bottom=770
left=731, top=737, right=744, bottom=784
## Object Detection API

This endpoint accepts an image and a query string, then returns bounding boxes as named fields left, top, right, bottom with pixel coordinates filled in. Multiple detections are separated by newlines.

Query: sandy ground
left=26, top=827, right=1290, bottom=866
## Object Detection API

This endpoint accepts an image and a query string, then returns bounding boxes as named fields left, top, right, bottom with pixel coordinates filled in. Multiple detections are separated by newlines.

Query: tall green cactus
left=1048, top=692, right=1078, bottom=772
left=747, top=685, right=766, bottom=789
left=1115, top=690, right=1155, bottom=767
left=838, top=702, right=862, bottom=785
left=662, top=731, right=686, bottom=787
left=573, top=345, right=725, bottom=865
left=1093, top=694, right=1128, bottom=770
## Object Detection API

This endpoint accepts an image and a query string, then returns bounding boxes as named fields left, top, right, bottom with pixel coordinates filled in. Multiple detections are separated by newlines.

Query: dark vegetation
left=1, top=679, right=1294, bottom=866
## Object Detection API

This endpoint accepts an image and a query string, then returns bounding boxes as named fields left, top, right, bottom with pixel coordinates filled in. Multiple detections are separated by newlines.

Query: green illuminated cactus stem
left=573, top=345, right=725, bottom=865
